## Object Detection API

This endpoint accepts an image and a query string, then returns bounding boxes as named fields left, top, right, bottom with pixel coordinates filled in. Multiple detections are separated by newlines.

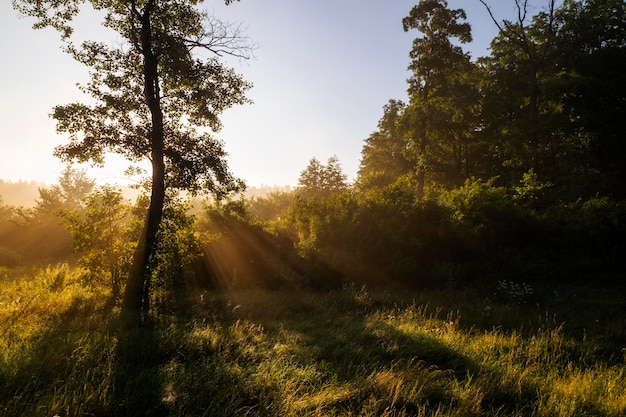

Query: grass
left=1, top=265, right=625, bottom=416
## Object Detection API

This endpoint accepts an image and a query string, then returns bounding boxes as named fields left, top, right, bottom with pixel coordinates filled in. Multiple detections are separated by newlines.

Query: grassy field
left=1, top=264, right=625, bottom=416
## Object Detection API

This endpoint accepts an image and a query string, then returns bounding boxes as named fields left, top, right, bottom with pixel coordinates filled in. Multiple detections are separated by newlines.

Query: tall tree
left=554, top=0, right=626, bottom=197
left=14, top=0, right=252, bottom=319
left=478, top=1, right=567, bottom=187
left=478, top=0, right=626, bottom=198
left=402, top=0, right=478, bottom=199
left=357, top=100, right=413, bottom=191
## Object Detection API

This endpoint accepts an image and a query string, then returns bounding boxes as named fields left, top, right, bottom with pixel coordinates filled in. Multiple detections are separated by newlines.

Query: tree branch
left=478, top=0, right=505, bottom=33
left=478, top=0, right=533, bottom=57
left=516, top=0, right=529, bottom=27
left=183, top=15, right=255, bottom=59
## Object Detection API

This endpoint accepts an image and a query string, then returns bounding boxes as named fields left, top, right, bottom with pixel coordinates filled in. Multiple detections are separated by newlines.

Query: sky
left=0, top=1, right=550, bottom=188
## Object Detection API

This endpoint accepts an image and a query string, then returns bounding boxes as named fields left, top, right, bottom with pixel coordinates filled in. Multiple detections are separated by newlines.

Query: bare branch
left=478, top=0, right=533, bottom=56
left=546, top=0, right=557, bottom=42
left=514, top=0, right=531, bottom=53
left=515, top=0, right=529, bottom=27
left=183, top=15, right=256, bottom=59
left=478, top=0, right=505, bottom=33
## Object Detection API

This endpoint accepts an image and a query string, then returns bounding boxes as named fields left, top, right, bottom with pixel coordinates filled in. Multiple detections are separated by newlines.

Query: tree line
left=2, top=0, right=625, bottom=315
left=358, top=0, right=626, bottom=201
left=249, top=0, right=626, bottom=288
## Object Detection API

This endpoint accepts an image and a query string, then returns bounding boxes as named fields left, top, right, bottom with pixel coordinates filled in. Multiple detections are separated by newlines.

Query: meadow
left=1, top=264, right=624, bottom=417
left=4, top=0, right=626, bottom=414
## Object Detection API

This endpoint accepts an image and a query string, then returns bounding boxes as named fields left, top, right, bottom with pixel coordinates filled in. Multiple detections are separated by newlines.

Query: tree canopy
left=359, top=0, right=626, bottom=200
left=401, top=0, right=478, bottom=199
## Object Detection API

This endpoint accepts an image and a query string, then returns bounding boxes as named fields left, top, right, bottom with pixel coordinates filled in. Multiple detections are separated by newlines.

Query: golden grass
left=1, top=267, right=625, bottom=416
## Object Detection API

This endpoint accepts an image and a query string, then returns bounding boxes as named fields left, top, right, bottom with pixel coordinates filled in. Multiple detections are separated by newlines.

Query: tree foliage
left=280, top=0, right=626, bottom=288
left=7, top=0, right=626, bottom=295
left=61, top=185, right=136, bottom=297
left=14, top=0, right=252, bottom=318
left=36, top=166, right=95, bottom=214
left=297, top=156, right=348, bottom=198
left=358, top=0, right=625, bottom=201
left=554, top=0, right=626, bottom=196
left=272, top=0, right=626, bottom=288
left=401, top=0, right=479, bottom=198
left=357, top=100, right=413, bottom=192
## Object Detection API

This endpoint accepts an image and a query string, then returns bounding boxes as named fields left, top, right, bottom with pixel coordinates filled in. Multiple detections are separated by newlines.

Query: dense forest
left=1, top=0, right=625, bottom=416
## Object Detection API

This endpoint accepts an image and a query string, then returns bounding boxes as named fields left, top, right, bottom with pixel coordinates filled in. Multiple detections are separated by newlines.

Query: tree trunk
left=416, top=118, right=427, bottom=201
left=122, top=2, right=166, bottom=322
left=529, top=68, right=540, bottom=172
left=416, top=167, right=425, bottom=201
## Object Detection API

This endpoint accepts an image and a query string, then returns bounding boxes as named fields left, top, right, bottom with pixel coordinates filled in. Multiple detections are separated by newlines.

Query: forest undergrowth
left=1, top=264, right=625, bottom=417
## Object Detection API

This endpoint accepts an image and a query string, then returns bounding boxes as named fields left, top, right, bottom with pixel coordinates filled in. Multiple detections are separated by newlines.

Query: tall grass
left=1, top=266, right=624, bottom=416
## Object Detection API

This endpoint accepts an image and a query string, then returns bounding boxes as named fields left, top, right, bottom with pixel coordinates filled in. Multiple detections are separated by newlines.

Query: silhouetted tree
left=478, top=0, right=563, bottom=187
left=403, top=0, right=478, bottom=198
left=554, top=0, right=626, bottom=197
left=14, top=0, right=252, bottom=320
left=478, top=0, right=626, bottom=198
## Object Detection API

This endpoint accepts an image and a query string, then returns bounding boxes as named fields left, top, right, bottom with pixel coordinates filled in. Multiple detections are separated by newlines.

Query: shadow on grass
left=110, top=319, right=167, bottom=416
left=217, top=289, right=550, bottom=416
left=2, top=271, right=621, bottom=416
left=110, top=281, right=625, bottom=416
left=108, top=275, right=281, bottom=416
left=0, top=289, right=173, bottom=417
left=0, top=293, right=121, bottom=416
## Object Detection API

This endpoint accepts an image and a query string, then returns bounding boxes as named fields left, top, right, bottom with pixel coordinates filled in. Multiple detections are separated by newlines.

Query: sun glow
left=201, top=218, right=299, bottom=291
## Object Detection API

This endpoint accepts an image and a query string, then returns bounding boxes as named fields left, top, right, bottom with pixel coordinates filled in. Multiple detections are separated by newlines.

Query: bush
left=543, top=197, right=626, bottom=284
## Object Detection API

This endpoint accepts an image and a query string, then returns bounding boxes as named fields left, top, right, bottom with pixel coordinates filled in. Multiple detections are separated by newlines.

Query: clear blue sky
left=0, top=0, right=551, bottom=187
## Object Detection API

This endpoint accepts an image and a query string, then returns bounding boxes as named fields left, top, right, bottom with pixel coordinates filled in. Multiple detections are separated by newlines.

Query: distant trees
left=0, top=197, right=8, bottom=221
left=15, top=0, right=252, bottom=318
left=36, top=166, right=95, bottom=214
left=0, top=170, right=90, bottom=264
left=0, top=180, right=41, bottom=207
left=297, top=156, right=348, bottom=198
